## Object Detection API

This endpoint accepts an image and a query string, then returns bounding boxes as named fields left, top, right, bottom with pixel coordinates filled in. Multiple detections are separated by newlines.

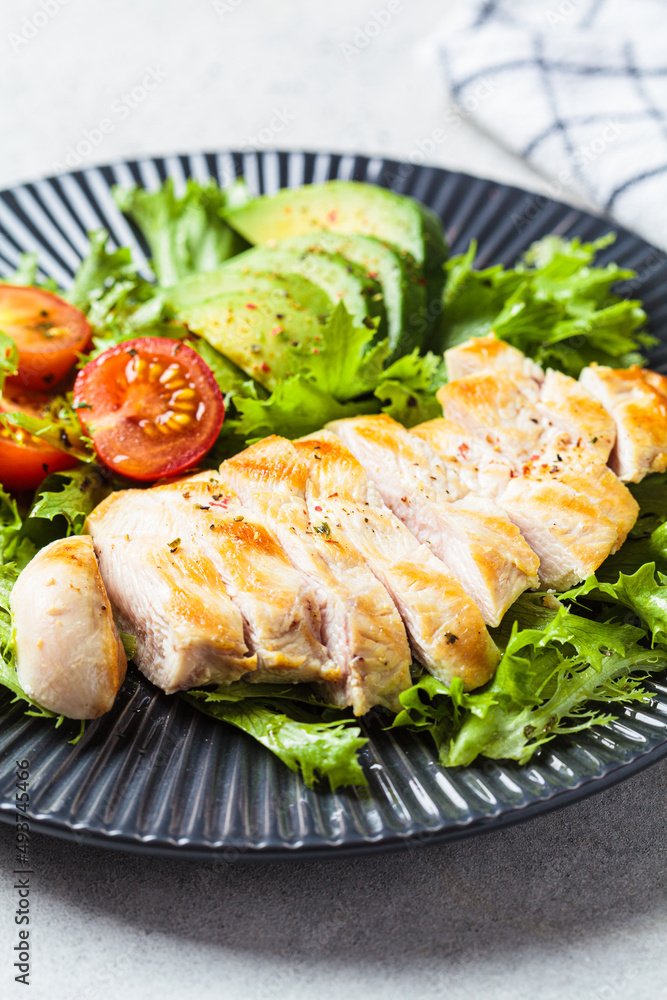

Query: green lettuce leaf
left=183, top=687, right=367, bottom=790
left=0, top=488, right=53, bottom=717
left=437, top=234, right=653, bottom=375
left=114, top=178, right=250, bottom=286
left=393, top=589, right=667, bottom=768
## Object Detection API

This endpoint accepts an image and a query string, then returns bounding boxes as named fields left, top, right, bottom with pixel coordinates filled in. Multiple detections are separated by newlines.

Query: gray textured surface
left=2, top=761, right=666, bottom=1000
left=0, top=0, right=663, bottom=997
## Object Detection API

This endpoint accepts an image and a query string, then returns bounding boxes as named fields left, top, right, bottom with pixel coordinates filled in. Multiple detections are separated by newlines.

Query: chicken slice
left=579, top=363, right=667, bottom=482
left=539, top=369, right=616, bottom=462
left=83, top=531, right=255, bottom=693
left=10, top=536, right=127, bottom=719
left=327, top=414, right=539, bottom=625
left=444, top=335, right=616, bottom=462
left=295, top=430, right=499, bottom=689
left=445, top=334, right=544, bottom=382
left=87, top=479, right=332, bottom=691
left=222, top=436, right=411, bottom=714
left=412, top=416, right=634, bottom=590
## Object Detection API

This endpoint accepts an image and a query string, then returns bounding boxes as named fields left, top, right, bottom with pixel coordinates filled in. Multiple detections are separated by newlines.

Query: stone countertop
left=0, top=1, right=660, bottom=997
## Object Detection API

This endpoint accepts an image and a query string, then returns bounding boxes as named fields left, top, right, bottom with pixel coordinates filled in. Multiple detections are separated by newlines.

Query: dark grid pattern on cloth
left=433, top=0, right=667, bottom=249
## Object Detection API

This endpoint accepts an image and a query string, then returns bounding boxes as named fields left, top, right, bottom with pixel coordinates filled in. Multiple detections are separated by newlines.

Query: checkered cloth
left=431, top=0, right=667, bottom=250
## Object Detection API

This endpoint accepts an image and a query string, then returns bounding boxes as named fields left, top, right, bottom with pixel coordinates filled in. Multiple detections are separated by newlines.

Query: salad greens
left=437, top=234, right=653, bottom=375
left=2, top=176, right=667, bottom=789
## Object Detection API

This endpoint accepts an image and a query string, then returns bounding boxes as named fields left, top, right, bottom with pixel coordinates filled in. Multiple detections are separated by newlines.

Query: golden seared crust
left=223, top=434, right=410, bottom=714
left=580, top=364, right=667, bottom=482
left=437, top=373, right=546, bottom=462
left=327, top=414, right=539, bottom=626
left=539, top=369, right=616, bottom=461
left=500, top=477, right=619, bottom=590
left=445, top=334, right=544, bottom=382
left=88, top=478, right=331, bottom=687
left=11, top=536, right=127, bottom=719
left=296, top=430, right=499, bottom=691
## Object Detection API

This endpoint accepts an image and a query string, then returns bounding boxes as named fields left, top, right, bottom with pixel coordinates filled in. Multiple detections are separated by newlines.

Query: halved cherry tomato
left=73, top=337, right=225, bottom=482
left=1, top=285, right=91, bottom=391
left=0, top=388, right=77, bottom=491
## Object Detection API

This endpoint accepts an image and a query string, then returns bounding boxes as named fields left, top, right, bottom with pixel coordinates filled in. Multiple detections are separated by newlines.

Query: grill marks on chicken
left=327, top=413, right=539, bottom=625
left=87, top=480, right=332, bottom=693
left=432, top=336, right=639, bottom=589
left=295, top=430, right=499, bottom=689
left=222, top=435, right=412, bottom=715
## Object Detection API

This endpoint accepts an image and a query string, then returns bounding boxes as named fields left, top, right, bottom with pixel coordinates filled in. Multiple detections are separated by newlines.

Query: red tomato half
left=73, top=337, right=225, bottom=481
left=1, top=285, right=91, bottom=391
left=0, top=388, right=77, bottom=491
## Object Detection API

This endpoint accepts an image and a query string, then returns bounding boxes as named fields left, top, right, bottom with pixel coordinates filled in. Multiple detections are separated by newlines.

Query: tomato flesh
left=1, top=285, right=91, bottom=391
left=0, top=388, right=77, bottom=491
left=73, top=337, right=224, bottom=481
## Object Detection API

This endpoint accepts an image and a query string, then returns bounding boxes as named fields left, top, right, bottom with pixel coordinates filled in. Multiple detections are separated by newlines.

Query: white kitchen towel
left=431, top=0, right=667, bottom=250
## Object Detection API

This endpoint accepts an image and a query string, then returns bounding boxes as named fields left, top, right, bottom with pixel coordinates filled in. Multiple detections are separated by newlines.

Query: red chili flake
left=245, top=303, right=258, bottom=310
left=270, top=325, right=283, bottom=337
left=367, top=270, right=379, bottom=280
left=327, top=210, right=338, bottom=223
left=312, top=348, right=320, bottom=354
left=260, top=361, right=271, bottom=373
left=314, top=505, right=323, bottom=512
left=458, top=443, right=469, bottom=457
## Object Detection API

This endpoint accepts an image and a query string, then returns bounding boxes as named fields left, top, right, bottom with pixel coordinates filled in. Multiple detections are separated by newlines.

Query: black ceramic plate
left=1, top=151, right=667, bottom=862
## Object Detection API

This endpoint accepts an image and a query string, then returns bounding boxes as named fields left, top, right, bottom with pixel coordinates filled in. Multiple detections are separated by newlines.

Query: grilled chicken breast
left=445, top=334, right=544, bottom=383
left=417, top=417, right=637, bottom=589
left=327, top=414, right=539, bottom=625
left=580, top=363, right=667, bottom=482
left=11, top=536, right=127, bottom=719
left=296, top=430, right=499, bottom=689
left=87, top=479, right=332, bottom=693
left=445, top=335, right=616, bottom=461
left=222, top=436, right=412, bottom=714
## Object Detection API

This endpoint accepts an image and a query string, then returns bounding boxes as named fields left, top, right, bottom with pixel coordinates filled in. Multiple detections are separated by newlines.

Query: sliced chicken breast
left=87, top=479, right=332, bottom=692
left=327, top=414, right=539, bottom=625
left=579, top=363, right=667, bottom=482
left=83, top=531, right=255, bottom=694
left=11, top=536, right=127, bottom=719
left=445, top=335, right=616, bottom=462
left=436, top=368, right=637, bottom=541
left=539, top=368, right=616, bottom=462
left=296, top=430, right=499, bottom=689
left=222, top=436, right=411, bottom=714
left=445, top=334, right=544, bottom=382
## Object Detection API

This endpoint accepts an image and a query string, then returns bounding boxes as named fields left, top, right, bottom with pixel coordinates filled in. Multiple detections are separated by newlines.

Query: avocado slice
left=172, top=274, right=329, bottom=390
left=222, top=243, right=385, bottom=335
left=258, top=232, right=427, bottom=356
left=224, top=181, right=446, bottom=341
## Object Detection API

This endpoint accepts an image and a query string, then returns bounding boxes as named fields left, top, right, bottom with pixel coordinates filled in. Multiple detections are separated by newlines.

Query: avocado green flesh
left=223, top=244, right=385, bottom=334
left=225, top=180, right=446, bottom=270
left=255, top=232, right=426, bottom=356
left=166, top=269, right=331, bottom=317
left=176, top=284, right=325, bottom=390
left=225, top=181, right=446, bottom=345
